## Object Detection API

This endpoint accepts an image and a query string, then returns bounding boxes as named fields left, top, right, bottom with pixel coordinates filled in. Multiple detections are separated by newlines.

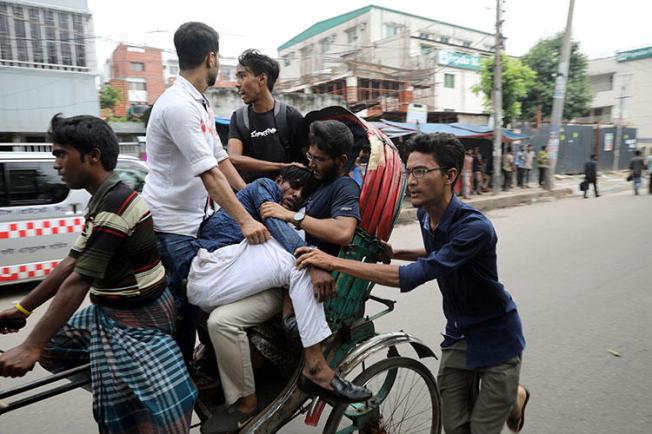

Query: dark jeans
left=155, top=232, right=201, bottom=363
left=583, top=179, right=599, bottom=197
left=524, top=168, right=531, bottom=185
left=538, top=167, right=547, bottom=186
left=516, top=168, right=525, bottom=188
left=502, top=170, right=512, bottom=191
left=650, top=174, right=652, bottom=194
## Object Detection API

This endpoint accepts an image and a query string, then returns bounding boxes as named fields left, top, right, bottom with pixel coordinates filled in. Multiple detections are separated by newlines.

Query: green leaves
left=472, top=54, right=536, bottom=126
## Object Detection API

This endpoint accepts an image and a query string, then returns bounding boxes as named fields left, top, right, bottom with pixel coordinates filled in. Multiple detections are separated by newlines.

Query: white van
left=0, top=152, right=148, bottom=287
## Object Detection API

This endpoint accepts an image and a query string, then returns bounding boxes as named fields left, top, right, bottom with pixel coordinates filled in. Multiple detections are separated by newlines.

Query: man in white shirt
left=142, top=22, right=269, bottom=362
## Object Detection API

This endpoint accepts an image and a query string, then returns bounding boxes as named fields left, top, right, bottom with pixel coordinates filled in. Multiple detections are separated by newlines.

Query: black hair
left=406, top=133, right=465, bottom=188
left=48, top=114, right=119, bottom=170
left=174, top=22, right=220, bottom=70
left=238, top=49, right=280, bottom=92
left=590, top=153, right=597, bottom=159
left=308, top=120, right=354, bottom=159
left=279, top=165, right=317, bottom=197
left=541, top=145, right=547, bottom=151
left=635, top=149, right=641, bottom=156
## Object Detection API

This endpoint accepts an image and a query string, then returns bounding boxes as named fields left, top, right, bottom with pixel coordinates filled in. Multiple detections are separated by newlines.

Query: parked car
left=0, top=152, right=148, bottom=287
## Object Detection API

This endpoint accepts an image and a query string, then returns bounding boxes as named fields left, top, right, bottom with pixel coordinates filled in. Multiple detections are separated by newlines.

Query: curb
left=397, top=188, right=573, bottom=225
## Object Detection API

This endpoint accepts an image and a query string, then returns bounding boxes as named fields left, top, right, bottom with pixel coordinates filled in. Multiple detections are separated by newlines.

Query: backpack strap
left=273, top=100, right=290, bottom=153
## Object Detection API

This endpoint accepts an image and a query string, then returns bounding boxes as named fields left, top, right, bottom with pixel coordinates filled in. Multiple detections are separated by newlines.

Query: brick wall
left=111, top=44, right=165, bottom=106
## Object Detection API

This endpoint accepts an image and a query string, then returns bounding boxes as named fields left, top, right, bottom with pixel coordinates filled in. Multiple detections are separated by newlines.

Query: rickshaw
left=0, top=106, right=441, bottom=434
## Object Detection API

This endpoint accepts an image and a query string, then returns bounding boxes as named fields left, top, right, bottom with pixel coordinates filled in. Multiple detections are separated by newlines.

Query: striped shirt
left=70, top=173, right=166, bottom=307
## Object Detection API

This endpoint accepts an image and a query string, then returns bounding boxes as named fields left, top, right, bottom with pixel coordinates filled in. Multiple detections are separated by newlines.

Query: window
left=72, top=14, right=85, bottom=67
left=131, top=62, right=145, bottom=72
left=383, top=23, right=399, bottom=38
left=168, top=64, right=179, bottom=75
left=345, top=27, right=357, bottom=44
left=444, top=73, right=455, bottom=88
left=282, top=55, right=290, bottom=67
left=419, top=32, right=432, bottom=40
left=462, top=40, right=472, bottom=48
left=44, top=10, right=58, bottom=65
left=440, top=35, right=450, bottom=43
left=128, top=81, right=147, bottom=91
left=0, top=162, right=69, bottom=206
left=29, top=8, right=44, bottom=64
left=58, top=12, right=73, bottom=66
left=13, top=7, right=28, bottom=62
left=319, top=37, right=331, bottom=53
left=420, top=44, right=433, bottom=55
left=0, top=3, right=11, bottom=60
left=590, top=73, right=614, bottom=93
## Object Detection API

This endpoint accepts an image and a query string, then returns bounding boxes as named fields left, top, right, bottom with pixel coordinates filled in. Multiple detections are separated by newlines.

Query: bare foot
left=303, top=364, right=335, bottom=391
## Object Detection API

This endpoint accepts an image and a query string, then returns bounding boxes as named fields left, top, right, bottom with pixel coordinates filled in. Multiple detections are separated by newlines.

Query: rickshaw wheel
left=323, top=357, right=441, bottom=434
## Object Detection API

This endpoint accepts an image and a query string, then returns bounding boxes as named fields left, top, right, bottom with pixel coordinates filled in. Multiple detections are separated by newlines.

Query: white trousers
left=187, top=239, right=332, bottom=404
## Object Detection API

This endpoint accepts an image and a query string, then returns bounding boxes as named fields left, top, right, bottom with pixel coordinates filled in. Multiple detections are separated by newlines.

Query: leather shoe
left=298, top=373, right=372, bottom=404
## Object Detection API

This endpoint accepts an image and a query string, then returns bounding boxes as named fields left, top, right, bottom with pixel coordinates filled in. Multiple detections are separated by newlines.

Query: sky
left=88, top=0, right=651, bottom=63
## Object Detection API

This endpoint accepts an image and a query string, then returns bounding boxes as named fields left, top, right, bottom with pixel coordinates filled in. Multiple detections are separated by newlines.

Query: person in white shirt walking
left=142, top=22, right=269, bottom=362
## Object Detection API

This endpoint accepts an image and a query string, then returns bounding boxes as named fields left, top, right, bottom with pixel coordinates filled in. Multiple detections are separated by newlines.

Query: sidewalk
left=396, top=170, right=634, bottom=225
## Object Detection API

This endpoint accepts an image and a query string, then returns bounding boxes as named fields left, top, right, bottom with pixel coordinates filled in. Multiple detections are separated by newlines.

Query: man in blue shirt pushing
left=296, top=133, right=530, bottom=434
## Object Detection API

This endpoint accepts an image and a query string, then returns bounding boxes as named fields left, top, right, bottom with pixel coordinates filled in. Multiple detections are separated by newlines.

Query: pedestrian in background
left=515, top=145, right=526, bottom=188
left=647, top=151, right=652, bottom=195
left=462, top=149, right=473, bottom=199
left=583, top=154, right=599, bottom=199
left=524, top=144, right=535, bottom=187
left=537, top=145, right=549, bottom=187
left=473, top=146, right=484, bottom=195
left=502, top=146, right=514, bottom=191
left=629, top=150, right=646, bottom=195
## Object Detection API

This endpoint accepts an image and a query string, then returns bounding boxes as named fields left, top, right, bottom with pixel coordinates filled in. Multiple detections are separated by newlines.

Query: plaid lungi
left=40, top=289, right=198, bottom=434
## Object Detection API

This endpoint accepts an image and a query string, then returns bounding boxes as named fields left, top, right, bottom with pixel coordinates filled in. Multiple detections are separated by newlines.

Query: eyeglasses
left=405, top=167, right=449, bottom=179
left=305, top=152, right=330, bottom=165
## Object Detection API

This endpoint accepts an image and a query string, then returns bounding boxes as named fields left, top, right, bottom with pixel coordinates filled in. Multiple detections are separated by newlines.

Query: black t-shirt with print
left=305, top=176, right=361, bottom=256
left=229, top=104, right=307, bottom=182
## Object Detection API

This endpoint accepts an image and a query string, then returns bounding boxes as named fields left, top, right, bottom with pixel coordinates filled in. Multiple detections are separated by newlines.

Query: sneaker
left=202, top=404, right=258, bottom=433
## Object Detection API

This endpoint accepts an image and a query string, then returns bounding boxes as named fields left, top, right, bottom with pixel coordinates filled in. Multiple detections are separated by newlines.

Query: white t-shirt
left=142, top=75, right=228, bottom=237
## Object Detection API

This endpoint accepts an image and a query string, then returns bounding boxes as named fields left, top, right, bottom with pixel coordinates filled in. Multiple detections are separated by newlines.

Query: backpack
left=234, top=100, right=291, bottom=158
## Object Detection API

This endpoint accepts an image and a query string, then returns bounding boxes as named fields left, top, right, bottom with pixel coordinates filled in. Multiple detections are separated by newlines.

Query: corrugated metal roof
left=278, top=4, right=493, bottom=52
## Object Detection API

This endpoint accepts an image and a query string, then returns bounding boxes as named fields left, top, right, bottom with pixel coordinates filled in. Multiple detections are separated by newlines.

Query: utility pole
left=492, top=0, right=504, bottom=193
left=545, top=0, right=575, bottom=190
left=613, top=74, right=631, bottom=170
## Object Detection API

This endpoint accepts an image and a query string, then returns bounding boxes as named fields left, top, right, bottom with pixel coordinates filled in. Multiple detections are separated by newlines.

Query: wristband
left=15, top=302, right=32, bottom=317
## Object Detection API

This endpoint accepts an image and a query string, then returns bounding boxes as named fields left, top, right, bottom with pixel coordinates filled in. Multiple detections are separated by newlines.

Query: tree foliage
left=473, top=54, right=536, bottom=126
left=521, top=33, right=592, bottom=121
left=99, top=84, right=122, bottom=110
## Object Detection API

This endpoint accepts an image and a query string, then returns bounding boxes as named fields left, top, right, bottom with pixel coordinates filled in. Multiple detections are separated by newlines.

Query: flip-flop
left=507, top=386, right=530, bottom=432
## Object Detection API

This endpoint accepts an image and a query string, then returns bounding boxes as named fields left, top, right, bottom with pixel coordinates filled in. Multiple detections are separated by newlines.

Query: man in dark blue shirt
left=296, top=133, right=530, bottom=434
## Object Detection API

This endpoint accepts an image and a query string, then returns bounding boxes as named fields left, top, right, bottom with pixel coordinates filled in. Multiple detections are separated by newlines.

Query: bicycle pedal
left=304, top=398, right=327, bottom=426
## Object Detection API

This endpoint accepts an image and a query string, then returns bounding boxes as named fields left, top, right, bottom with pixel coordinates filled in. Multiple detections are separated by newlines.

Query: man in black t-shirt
left=261, top=119, right=360, bottom=256
left=228, top=49, right=307, bottom=182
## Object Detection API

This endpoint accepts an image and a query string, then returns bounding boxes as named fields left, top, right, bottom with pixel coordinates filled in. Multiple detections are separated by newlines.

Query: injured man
left=186, top=166, right=371, bottom=431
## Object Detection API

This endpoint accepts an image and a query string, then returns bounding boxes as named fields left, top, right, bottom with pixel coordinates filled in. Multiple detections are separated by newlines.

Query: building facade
left=277, top=5, right=493, bottom=122
left=108, top=43, right=164, bottom=116
left=587, top=46, right=652, bottom=150
left=0, top=0, right=98, bottom=141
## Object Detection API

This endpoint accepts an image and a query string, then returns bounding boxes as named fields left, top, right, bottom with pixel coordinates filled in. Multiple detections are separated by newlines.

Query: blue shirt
left=515, top=151, right=526, bottom=168
left=305, top=176, right=361, bottom=256
left=196, top=178, right=306, bottom=255
left=398, top=195, right=525, bottom=368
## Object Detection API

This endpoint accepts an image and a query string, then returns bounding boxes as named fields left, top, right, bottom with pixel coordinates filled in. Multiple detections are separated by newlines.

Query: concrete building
left=0, top=0, right=98, bottom=141
left=587, top=45, right=652, bottom=151
left=277, top=4, right=493, bottom=122
left=109, top=43, right=164, bottom=116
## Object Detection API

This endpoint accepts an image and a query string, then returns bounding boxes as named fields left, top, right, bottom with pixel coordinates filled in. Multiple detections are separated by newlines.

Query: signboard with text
left=616, top=46, right=652, bottom=62
left=437, top=51, right=481, bottom=71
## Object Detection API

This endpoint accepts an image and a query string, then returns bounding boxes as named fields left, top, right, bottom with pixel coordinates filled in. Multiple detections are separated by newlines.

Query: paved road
left=2, top=190, right=651, bottom=433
